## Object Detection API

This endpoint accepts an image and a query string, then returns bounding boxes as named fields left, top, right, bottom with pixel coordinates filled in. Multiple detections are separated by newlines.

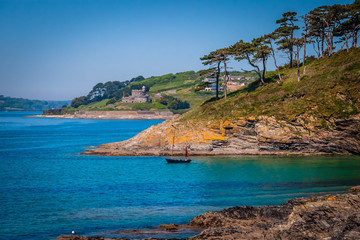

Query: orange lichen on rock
left=259, top=136, right=268, bottom=142
left=203, top=131, right=226, bottom=141
left=236, top=118, right=247, bottom=127
left=176, top=130, right=198, bottom=143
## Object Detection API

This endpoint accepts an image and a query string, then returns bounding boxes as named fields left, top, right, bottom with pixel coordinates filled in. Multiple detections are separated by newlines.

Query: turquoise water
left=1, top=112, right=360, bottom=240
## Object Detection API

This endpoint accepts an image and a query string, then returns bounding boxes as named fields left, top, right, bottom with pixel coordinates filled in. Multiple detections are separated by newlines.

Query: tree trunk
left=216, top=61, right=220, bottom=100
left=269, top=41, right=281, bottom=82
left=223, top=60, right=228, bottom=100
left=313, top=41, right=320, bottom=58
left=296, top=52, right=301, bottom=82
left=352, top=29, right=358, bottom=48
left=321, top=33, right=325, bottom=57
left=303, top=34, right=307, bottom=75
left=355, top=33, right=358, bottom=48
left=289, top=46, right=293, bottom=68
left=290, top=32, right=294, bottom=68
left=329, top=31, right=334, bottom=55
left=246, top=54, right=264, bottom=85
left=345, top=34, right=349, bottom=52
left=262, top=54, right=267, bottom=82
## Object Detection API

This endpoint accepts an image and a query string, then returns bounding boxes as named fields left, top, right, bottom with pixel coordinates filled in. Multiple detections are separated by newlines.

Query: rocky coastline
left=84, top=113, right=360, bottom=156
left=29, top=110, right=175, bottom=120
left=55, top=189, right=360, bottom=240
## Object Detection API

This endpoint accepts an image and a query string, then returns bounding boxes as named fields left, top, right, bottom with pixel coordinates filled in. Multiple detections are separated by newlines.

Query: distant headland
left=84, top=48, right=360, bottom=156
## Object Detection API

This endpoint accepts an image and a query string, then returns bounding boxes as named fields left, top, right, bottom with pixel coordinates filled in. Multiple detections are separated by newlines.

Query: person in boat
left=184, top=144, right=190, bottom=160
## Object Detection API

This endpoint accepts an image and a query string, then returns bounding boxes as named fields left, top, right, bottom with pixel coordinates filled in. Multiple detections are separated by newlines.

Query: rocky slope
left=55, top=192, right=360, bottom=240
left=84, top=112, right=360, bottom=156
left=189, top=193, right=360, bottom=240
left=85, top=48, right=360, bottom=156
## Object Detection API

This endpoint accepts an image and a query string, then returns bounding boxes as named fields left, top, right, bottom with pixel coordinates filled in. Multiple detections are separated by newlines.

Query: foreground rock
left=189, top=193, right=360, bottom=239
left=349, top=185, right=360, bottom=192
left=84, top=113, right=360, bottom=156
left=55, top=193, right=360, bottom=240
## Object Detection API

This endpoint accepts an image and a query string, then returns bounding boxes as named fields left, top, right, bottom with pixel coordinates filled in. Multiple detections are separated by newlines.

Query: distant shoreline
left=28, top=110, right=175, bottom=120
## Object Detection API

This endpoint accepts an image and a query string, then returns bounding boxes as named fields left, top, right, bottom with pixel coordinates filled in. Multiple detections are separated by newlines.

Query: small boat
left=165, top=125, right=191, bottom=163
left=166, top=148, right=191, bottom=163
left=166, top=146, right=191, bottom=163
left=166, top=158, right=191, bottom=163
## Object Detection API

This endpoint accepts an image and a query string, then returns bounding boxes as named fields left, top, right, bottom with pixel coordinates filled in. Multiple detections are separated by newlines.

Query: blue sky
left=0, top=0, right=353, bottom=100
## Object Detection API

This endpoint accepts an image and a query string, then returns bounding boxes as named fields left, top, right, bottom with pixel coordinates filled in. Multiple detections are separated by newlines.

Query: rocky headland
left=84, top=112, right=360, bottom=156
left=55, top=191, right=360, bottom=240
left=30, top=110, right=174, bottom=120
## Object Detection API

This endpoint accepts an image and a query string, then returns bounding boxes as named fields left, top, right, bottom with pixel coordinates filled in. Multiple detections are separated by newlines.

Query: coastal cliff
left=85, top=48, right=360, bottom=156
left=85, top=113, right=360, bottom=156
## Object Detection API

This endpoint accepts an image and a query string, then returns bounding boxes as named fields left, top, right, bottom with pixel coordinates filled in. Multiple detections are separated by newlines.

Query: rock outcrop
left=84, top=113, right=360, bottom=156
left=189, top=193, right=360, bottom=239
left=349, top=185, right=360, bottom=192
left=56, top=193, right=360, bottom=240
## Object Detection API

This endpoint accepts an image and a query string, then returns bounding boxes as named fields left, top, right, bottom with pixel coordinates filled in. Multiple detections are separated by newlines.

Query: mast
left=171, top=125, right=175, bottom=159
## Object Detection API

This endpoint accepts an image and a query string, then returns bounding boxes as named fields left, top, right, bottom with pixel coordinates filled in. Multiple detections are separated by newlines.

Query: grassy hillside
left=184, top=48, right=360, bottom=124
left=65, top=71, right=257, bottom=114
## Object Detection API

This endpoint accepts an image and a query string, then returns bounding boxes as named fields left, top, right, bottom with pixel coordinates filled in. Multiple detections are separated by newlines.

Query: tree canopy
left=200, top=0, right=359, bottom=99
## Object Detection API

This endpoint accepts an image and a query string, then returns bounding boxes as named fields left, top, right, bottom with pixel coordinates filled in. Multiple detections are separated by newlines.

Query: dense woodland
left=70, top=75, right=145, bottom=108
left=201, top=0, right=360, bottom=100
left=69, top=74, right=192, bottom=112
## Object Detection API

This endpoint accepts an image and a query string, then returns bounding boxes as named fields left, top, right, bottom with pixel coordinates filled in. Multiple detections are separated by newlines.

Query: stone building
left=122, top=86, right=149, bottom=103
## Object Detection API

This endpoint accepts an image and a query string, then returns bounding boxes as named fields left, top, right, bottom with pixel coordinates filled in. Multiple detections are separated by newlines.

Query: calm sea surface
left=1, top=112, right=360, bottom=240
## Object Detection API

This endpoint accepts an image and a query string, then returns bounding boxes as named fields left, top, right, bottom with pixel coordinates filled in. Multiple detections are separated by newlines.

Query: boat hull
left=165, top=158, right=191, bottom=163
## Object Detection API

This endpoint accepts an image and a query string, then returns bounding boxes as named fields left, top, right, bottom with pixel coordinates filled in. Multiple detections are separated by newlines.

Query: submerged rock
left=55, top=193, right=360, bottom=240
left=349, top=185, right=360, bottom=192
left=189, top=193, right=360, bottom=240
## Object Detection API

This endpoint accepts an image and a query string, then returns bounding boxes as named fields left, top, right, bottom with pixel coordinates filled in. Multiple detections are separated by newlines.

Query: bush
left=106, top=97, right=117, bottom=105
left=158, top=96, right=190, bottom=110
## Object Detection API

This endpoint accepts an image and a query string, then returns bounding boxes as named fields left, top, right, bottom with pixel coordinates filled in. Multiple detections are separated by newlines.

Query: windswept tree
left=293, top=38, right=304, bottom=81
left=264, top=33, right=282, bottom=81
left=307, top=7, right=327, bottom=58
left=335, top=18, right=353, bottom=51
left=344, top=0, right=360, bottom=48
left=230, top=37, right=270, bottom=85
left=320, top=4, right=348, bottom=56
left=274, top=11, right=300, bottom=67
left=200, top=51, right=225, bottom=100
left=301, top=14, right=311, bottom=74
left=252, top=37, right=272, bottom=81
left=216, top=48, right=232, bottom=99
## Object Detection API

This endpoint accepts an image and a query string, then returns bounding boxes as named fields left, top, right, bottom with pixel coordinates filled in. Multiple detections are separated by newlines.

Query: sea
left=1, top=112, right=360, bottom=240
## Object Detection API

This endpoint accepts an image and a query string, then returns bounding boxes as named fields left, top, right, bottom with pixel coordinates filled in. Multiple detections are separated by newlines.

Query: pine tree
left=274, top=12, right=300, bottom=67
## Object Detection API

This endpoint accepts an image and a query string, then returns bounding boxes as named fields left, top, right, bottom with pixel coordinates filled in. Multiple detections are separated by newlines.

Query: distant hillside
left=86, top=48, right=360, bottom=156
left=0, top=95, right=70, bottom=112
left=55, top=71, right=257, bottom=114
